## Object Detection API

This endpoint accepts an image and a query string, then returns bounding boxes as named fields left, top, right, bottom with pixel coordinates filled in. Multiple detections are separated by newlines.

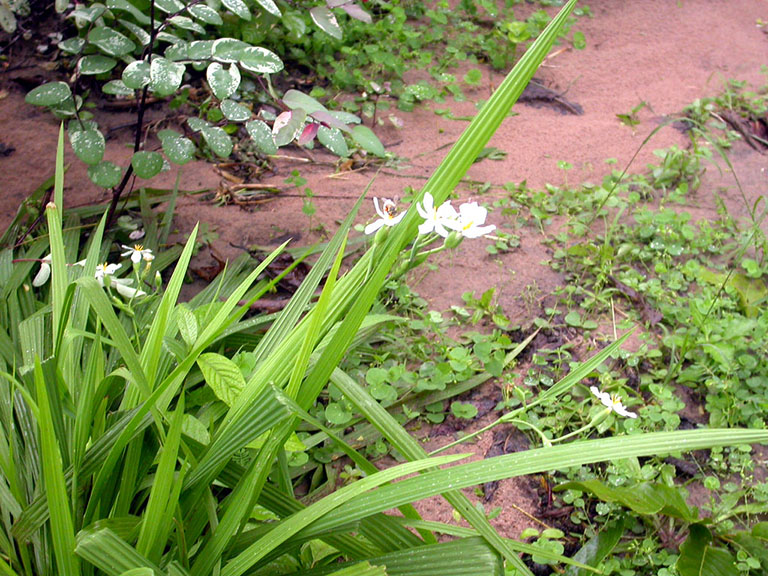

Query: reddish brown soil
left=1, top=0, right=766, bottom=540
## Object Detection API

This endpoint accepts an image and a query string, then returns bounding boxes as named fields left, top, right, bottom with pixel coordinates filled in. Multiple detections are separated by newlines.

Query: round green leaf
left=79, top=54, right=118, bottom=75
left=88, top=161, right=122, bottom=188
left=87, top=27, right=136, bottom=57
left=187, top=40, right=214, bottom=61
left=102, top=79, right=134, bottom=96
left=187, top=117, right=208, bottom=132
left=206, top=62, right=241, bottom=100
left=188, top=4, right=223, bottom=25
left=70, top=129, right=105, bottom=165
left=245, top=119, right=277, bottom=155
left=149, top=57, right=185, bottom=96
left=154, top=0, right=184, bottom=13
left=254, top=0, right=281, bottom=17
left=317, top=126, right=349, bottom=157
left=238, top=46, right=283, bottom=74
left=122, top=60, right=150, bottom=89
left=131, top=150, right=164, bottom=178
left=351, top=125, right=385, bottom=157
left=212, top=38, right=248, bottom=63
left=221, top=0, right=251, bottom=20
left=201, top=126, right=233, bottom=157
left=58, top=37, right=85, bottom=54
left=310, top=6, right=342, bottom=39
left=325, top=403, right=352, bottom=425
left=158, top=130, right=195, bottom=165
left=220, top=99, right=251, bottom=122
left=25, top=81, right=72, bottom=107
left=168, top=15, right=206, bottom=34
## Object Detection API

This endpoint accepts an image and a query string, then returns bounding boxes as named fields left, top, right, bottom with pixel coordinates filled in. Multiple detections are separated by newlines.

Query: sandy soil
left=1, top=0, right=766, bottom=541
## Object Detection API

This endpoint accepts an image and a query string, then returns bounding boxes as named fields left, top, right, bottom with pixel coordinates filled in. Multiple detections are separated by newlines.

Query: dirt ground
left=1, top=0, right=766, bottom=540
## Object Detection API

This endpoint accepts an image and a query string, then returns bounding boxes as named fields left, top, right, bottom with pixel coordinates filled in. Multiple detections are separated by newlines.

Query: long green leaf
left=301, top=429, right=768, bottom=538
left=35, top=357, right=79, bottom=576
left=75, top=526, right=162, bottom=575
left=221, top=454, right=466, bottom=576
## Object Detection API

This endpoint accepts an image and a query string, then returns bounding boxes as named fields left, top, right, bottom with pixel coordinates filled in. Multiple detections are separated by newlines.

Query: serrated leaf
left=70, top=129, right=105, bottom=165
left=87, top=27, right=136, bottom=57
left=206, top=62, right=241, bottom=100
left=201, top=126, right=233, bottom=157
left=272, top=109, right=306, bottom=147
left=102, top=79, right=134, bottom=96
left=220, top=99, right=251, bottom=122
left=197, top=352, right=246, bottom=406
left=188, top=4, right=223, bottom=25
left=149, top=57, right=185, bottom=96
left=79, top=54, right=118, bottom=75
left=238, top=46, right=283, bottom=74
left=88, top=161, right=122, bottom=188
left=221, top=0, right=251, bottom=19
left=158, top=130, right=195, bottom=165
left=131, top=151, right=164, bottom=179
left=245, top=119, right=277, bottom=155
left=677, top=524, right=738, bottom=576
left=174, top=303, right=198, bottom=346
left=317, top=125, right=349, bottom=157
left=212, top=37, right=249, bottom=63
left=122, top=60, right=150, bottom=89
left=26, top=81, right=72, bottom=107
left=310, top=6, right=342, bottom=39
left=182, top=414, right=210, bottom=445
left=351, top=125, right=385, bottom=157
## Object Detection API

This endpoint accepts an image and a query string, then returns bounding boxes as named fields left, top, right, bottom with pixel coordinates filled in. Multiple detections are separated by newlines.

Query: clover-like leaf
left=149, top=57, right=185, bottom=96
left=88, top=161, right=122, bottom=188
left=87, top=27, right=136, bottom=57
left=206, top=62, right=241, bottom=100
left=201, top=126, right=233, bottom=157
left=131, top=150, right=164, bottom=179
left=158, top=129, right=196, bottom=165
left=25, top=81, right=72, bottom=107
left=70, top=128, right=106, bottom=165
left=245, top=119, right=277, bottom=155
left=220, top=99, right=251, bottom=122
left=122, top=60, right=150, bottom=89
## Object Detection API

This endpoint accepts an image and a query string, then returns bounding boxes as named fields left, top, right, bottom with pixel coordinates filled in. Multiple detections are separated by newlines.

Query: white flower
left=94, top=262, right=145, bottom=298
left=32, top=254, right=52, bottom=287
left=129, top=228, right=145, bottom=241
left=416, top=193, right=458, bottom=237
left=94, top=262, right=121, bottom=282
left=121, top=244, right=154, bottom=264
left=364, top=197, right=406, bottom=235
left=590, top=386, right=637, bottom=419
left=446, top=202, right=496, bottom=239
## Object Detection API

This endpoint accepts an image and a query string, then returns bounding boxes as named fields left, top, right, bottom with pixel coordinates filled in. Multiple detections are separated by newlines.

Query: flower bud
left=444, top=231, right=463, bottom=250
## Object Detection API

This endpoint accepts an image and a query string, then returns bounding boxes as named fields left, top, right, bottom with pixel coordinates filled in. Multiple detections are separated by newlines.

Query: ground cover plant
left=2, top=3, right=768, bottom=576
